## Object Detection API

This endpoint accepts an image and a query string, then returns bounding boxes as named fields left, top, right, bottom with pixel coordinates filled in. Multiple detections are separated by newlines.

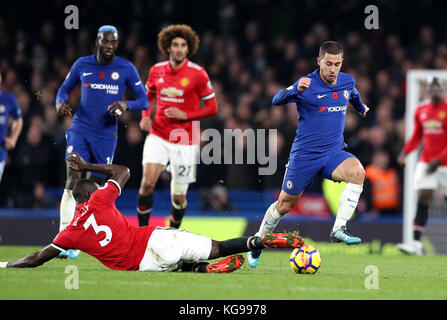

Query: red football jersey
left=403, top=98, right=447, bottom=165
left=52, top=180, right=155, bottom=271
left=143, top=59, right=215, bottom=145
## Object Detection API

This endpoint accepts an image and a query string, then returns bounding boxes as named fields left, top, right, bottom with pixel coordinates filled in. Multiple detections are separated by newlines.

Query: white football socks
left=256, top=201, right=282, bottom=237
left=332, top=182, right=363, bottom=232
left=59, top=189, right=76, bottom=232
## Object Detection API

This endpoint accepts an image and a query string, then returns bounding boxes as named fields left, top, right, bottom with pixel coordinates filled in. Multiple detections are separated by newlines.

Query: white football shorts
left=142, top=134, right=198, bottom=184
left=138, top=227, right=212, bottom=272
left=413, top=162, right=447, bottom=195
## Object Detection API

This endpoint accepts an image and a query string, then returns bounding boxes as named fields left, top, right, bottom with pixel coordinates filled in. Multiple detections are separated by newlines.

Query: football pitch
left=1, top=244, right=447, bottom=300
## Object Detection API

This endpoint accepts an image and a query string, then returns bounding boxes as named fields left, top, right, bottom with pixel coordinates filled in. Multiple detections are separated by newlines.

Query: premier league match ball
left=289, top=244, right=321, bottom=274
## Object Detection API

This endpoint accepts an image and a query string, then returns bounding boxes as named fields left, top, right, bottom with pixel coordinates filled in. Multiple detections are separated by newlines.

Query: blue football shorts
left=281, top=149, right=356, bottom=195
left=65, top=129, right=117, bottom=178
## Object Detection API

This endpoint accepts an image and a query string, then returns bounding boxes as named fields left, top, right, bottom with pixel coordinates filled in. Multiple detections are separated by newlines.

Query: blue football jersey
left=0, top=90, right=22, bottom=160
left=273, top=68, right=366, bottom=166
left=56, top=54, right=148, bottom=137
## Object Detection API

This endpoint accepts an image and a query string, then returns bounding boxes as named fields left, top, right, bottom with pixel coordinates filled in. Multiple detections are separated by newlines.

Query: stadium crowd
left=0, top=0, right=445, bottom=215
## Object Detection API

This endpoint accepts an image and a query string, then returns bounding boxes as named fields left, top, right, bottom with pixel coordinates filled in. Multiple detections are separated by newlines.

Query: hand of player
left=67, top=152, right=88, bottom=172
left=297, top=77, right=311, bottom=92
left=108, top=101, right=129, bottom=117
left=164, top=107, right=188, bottom=120
left=360, top=105, right=370, bottom=118
left=4, top=137, right=17, bottom=150
left=139, top=116, right=152, bottom=132
left=427, top=158, right=441, bottom=174
left=56, top=102, right=72, bottom=117
left=397, top=151, right=406, bottom=166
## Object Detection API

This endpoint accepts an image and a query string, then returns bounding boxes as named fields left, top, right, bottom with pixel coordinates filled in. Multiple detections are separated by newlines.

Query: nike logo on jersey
left=317, top=94, right=327, bottom=98
left=83, top=72, right=93, bottom=77
left=134, top=81, right=142, bottom=86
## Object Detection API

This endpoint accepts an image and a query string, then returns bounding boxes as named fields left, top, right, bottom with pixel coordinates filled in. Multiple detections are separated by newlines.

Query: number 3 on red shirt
left=84, top=214, right=112, bottom=247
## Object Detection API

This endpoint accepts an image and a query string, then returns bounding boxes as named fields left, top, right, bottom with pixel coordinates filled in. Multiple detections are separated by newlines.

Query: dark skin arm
left=56, top=101, right=73, bottom=117
left=67, top=152, right=130, bottom=190
left=4, top=245, right=61, bottom=268
left=107, top=101, right=129, bottom=117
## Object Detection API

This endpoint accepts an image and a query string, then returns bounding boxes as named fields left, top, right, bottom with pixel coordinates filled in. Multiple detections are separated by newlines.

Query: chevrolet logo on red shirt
left=160, top=87, right=184, bottom=97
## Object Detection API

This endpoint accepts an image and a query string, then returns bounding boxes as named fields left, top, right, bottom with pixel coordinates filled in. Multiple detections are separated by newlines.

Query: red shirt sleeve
left=142, top=68, right=157, bottom=118
left=52, top=229, right=74, bottom=250
left=196, top=69, right=214, bottom=99
left=88, top=180, right=121, bottom=209
left=185, top=69, right=217, bottom=120
left=403, top=108, right=423, bottom=155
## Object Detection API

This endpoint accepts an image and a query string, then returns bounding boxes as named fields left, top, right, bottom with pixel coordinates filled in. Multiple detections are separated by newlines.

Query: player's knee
left=140, top=178, right=156, bottom=194
left=348, top=166, right=365, bottom=184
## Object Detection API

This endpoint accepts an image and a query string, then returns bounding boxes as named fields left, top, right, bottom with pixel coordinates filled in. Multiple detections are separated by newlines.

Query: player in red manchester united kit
left=0, top=153, right=304, bottom=272
left=137, top=25, right=218, bottom=228
left=397, top=78, right=447, bottom=255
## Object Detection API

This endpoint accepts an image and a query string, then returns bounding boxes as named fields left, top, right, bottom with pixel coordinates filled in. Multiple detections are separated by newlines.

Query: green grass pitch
left=1, top=244, right=447, bottom=300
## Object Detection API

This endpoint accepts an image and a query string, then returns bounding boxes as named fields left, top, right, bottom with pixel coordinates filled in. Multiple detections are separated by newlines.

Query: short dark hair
left=319, top=41, right=343, bottom=59
left=72, top=179, right=98, bottom=202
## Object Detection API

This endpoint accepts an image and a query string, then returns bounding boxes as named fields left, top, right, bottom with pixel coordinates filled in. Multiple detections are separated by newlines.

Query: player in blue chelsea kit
left=248, top=41, right=370, bottom=267
left=55, top=26, right=149, bottom=259
left=0, top=71, right=23, bottom=182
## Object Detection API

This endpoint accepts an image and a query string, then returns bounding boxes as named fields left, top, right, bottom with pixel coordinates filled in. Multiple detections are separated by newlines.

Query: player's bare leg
left=137, top=163, right=164, bottom=226
left=247, top=190, right=302, bottom=268
left=330, top=157, right=365, bottom=244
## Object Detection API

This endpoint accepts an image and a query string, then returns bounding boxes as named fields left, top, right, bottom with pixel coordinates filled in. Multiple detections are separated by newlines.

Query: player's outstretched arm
left=0, top=245, right=60, bottom=268
left=67, top=152, right=130, bottom=189
left=272, top=78, right=310, bottom=105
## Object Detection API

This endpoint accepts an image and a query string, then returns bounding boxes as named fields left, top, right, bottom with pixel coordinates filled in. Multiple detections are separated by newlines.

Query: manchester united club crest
left=439, top=110, right=446, bottom=120
left=180, top=77, right=190, bottom=87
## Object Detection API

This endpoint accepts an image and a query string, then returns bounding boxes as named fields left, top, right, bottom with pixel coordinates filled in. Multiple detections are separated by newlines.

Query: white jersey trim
left=50, top=243, right=67, bottom=253
left=201, top=92, right=215, bottom=100
left=154, top=61, right=169, bottom=67
left=108, top=179, right=122, bottom=195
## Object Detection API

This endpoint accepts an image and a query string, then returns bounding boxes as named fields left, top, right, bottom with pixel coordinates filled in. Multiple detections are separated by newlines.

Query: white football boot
left=397, top=241, right=424, bottom=256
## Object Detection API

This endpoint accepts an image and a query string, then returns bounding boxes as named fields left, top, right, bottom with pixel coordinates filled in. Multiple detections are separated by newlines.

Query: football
left=289, top=244, right=321, bottom=274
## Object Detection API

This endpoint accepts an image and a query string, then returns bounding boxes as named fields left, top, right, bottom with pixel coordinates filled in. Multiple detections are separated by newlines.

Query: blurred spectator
left=364, top=150, right=401, bottom=216
left=24, top=182, right=52, bottom=209
left=114, top=121, right=144, bottom=188
left=15, top=122, right=52, bottom=199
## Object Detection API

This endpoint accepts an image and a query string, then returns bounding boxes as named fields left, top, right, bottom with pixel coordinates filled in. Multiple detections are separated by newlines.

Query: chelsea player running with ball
left=54, top=25, right=149, bottom=259
left=248, top=41, right=370, bottom=268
